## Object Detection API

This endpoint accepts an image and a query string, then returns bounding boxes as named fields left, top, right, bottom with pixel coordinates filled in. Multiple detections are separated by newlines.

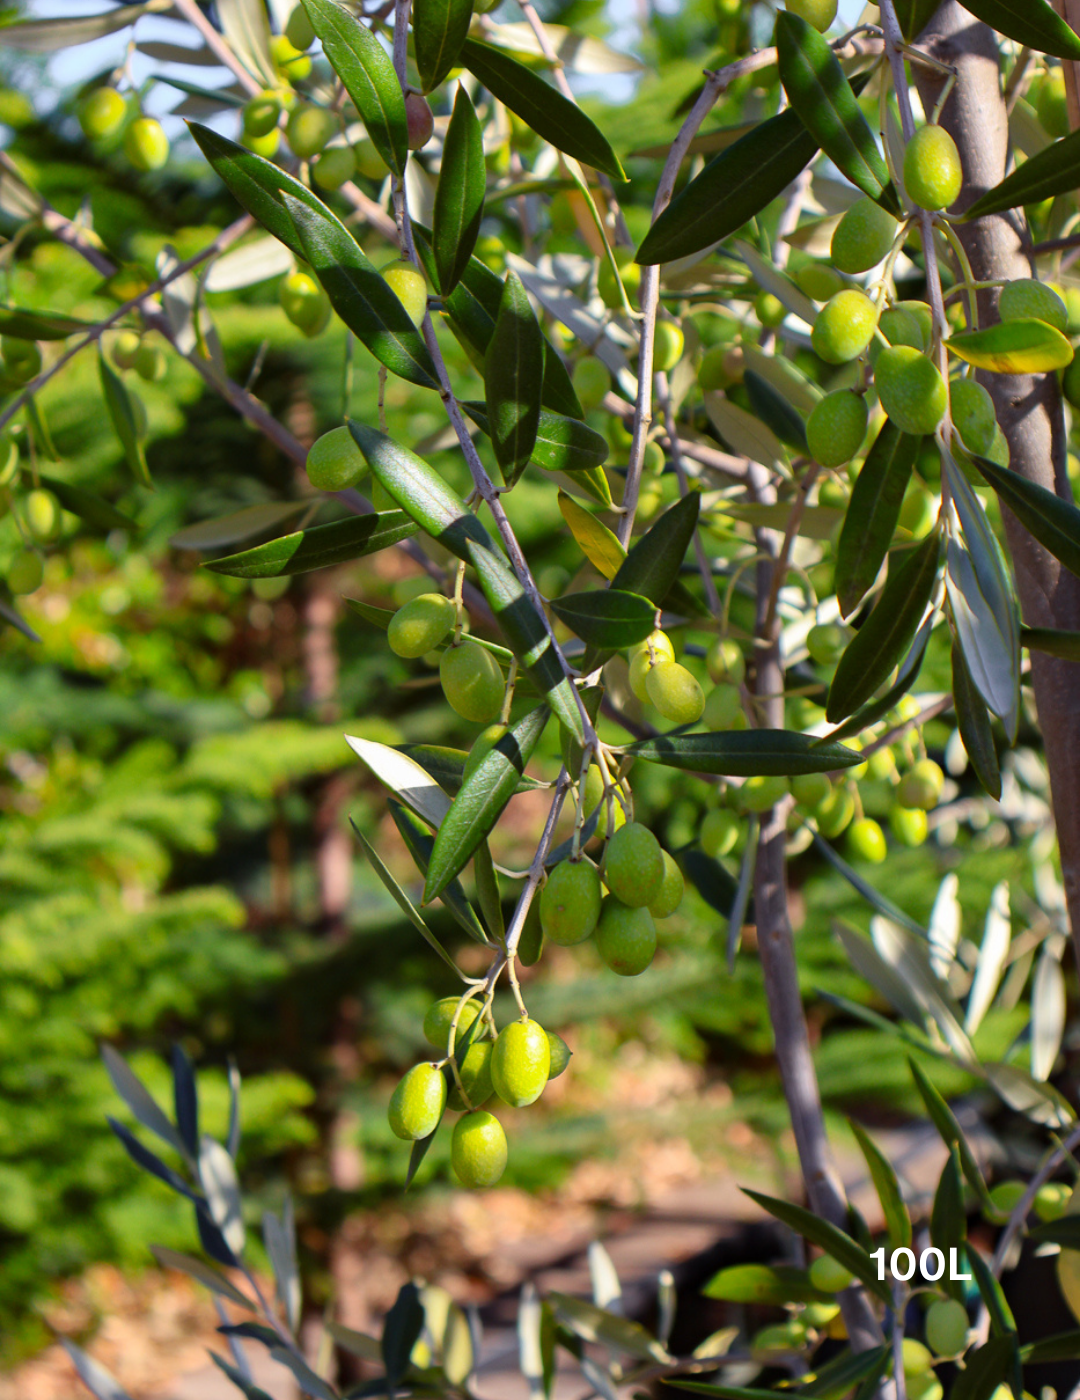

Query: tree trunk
left=914, top=3, right=1080, bottom=950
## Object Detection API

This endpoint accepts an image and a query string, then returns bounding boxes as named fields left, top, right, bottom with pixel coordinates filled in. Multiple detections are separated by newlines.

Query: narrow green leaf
left=671, top=1386, right=784, bottom=1400
left=952, top=639, right=1001, bottom=801
left=965, top=1242, right=1017, bottom=1337
left=611, top=491, right=700, bottom=606
left=801, top=1347, right=891, bottom=1398
left=958, top=0, right=1080, bottom=61
left=816, top=846, right=927, bottom=939
left=485, top=271, right=544, bottom=481
left=818, top=616, right=931, bottom=743
left=621, top=729, right=863, bottom=776
left=413, top=0, right=472, bottom=92
left=946, top=513, right=1020, bottom=741
left=744, top=370, right=807, bottom=453
left=551, top=589, right=655, bottom=649
left=462, top=400, right=609, bottom=474
left=38, top=474, right=137, bottom=532
left=388, top=799, right=492, bottom=944
left=701, top=1264, right=828, bottom=1305
left=345, top=597, right=396, bottom=630
left=0, top=305, right=94, bottom=339
left=432, top=87, right=485, bottom=295
left=681, top=848, right=746, bottom=920
left=472, top=839, right=504, bottom=944
left=972, top=452, right=1080, bottom=580
left=835, top=421, right=921, bottom=619
left=895, top=0, right=942, bottom=39
left=909, top=1057, right=993, bottom=1212
left=282, top=195, right=439, bottom=389
left=347, top=423, right=585, bottom=740
left=150, top=1246, right=255, bottom=1308
left=395, top=742, right=547, bottom=794
left=425, top=705, right=549, bottom=901
left=827, top=531, right=941, bottom=723
left=637, top=107, right=818, bottom=265
left=405, top=1127, right=439, bottom=1188
left=349, top=818, right=461, bottom=974
left=948, top=319, right=1074, bottom=374
left=741, top=1189, right=892, bottom=1305
left=461, top=38, right=626, bottom=183
left=171, top=502, right=307, bottom=550
left=98, top=347, right=151, bottom=488
left=541, top=338, right=584, bottom=419
left=1020, top=1331, right=1080, bottom=1365
left=547, top=1293, right=666, bottom=1362
left=188, top=123, right=343, bottom=262
left=1022, top=625, right=1080, bottom=661
left=383, top=1282, right=426, bottom=1393
left=930, top=1147, right=966, bottom=1302
left=849, top=1120, right=911, bottom=1250
left=559, top=491, right=625, bottom=578
left=950, top=1335, right=1019, bottom=1400
left=775, top=12, right=898, bottom=212
left=300, top=0, right=407, bottom=175
left=963, top=126, right=1080, bottom=221
left=204, top=511, right=417, bottom=576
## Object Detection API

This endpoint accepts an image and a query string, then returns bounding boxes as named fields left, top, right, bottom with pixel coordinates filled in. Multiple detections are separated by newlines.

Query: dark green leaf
left=547, top=1293, right=665, bottom=1361
left=282, top=194, right=439, bottom=389
left=952, top=639, right=1001, bottom=800
left=965, top=1241, right=1016, bottom=1337
left=744, top=370, right=806, bottom=453
left=950, top=1335, right=1019, bottom=1400
left=210, top=1354, right=275, bottom=1400
left=850, top=1120, right=911, bottom=1250
left=835, top=421, right=920, bottom=619
left=301, top=0, right=407, bottom=175
left=485, top=271, right=544, bottom=481
left=1029, top=1217, right=1080, bottom=1248
left=413, top=0, right=472, bottom=92
left=930, top=1147, right=966, bottom=1301
left=972, top=452, right=1080, bottom=581
left=775, top=12, right=898, bottom=212
left=383, top=1283, right=426, bottom=1391
left=461, top=38, right=626, bottom=183
left=472, top=838, right=504, bottom=944
left=158, top=74, right=248, bottom=108
left=99, top=346, right=151, bottom=488
left=963, top=126, right=1080, bottom=220
left=801, top=1347, right=890, bottom=1398
left=611, top=491, right=700, bottom=605
left=204, top=511, right=417, bottom=576
left=672, top=1387, right=784, bottom=1400
left=405, top=1127, right=439, bottom=1188
left=432, top=87, right=485, bottom=295
left=958, top=0, right=1080, bottom=61
left=463, top=400, right=609, bottom=474
left=818, top=616, right=931, bottom=744
left=388, top=799, right=492, bottom=944
left=350, top=818, right=461, bottom=974
left=541, top=338, right=584, bottom=419
left=895, top=0, right=942, bottom=39
left=395, top=742, right=547, bottom=793
left=826, top=530, right=941, bottom=723
left=1022, top=625, right=1080, bottom=661
left=345, top=597, right=396, bottom=629
left=346, top=424, right=585, bottom=739
left=1020, top=1331, right=1080, bottom=1364
left=550, top=589, right=655, bottom=649
left=909, top=1058, right=993, bottom=1211
left=741, top=1189, right=892, bottom=1304
left=171, top=1045, right=198, bottom=1160
left=0, top=305, right=94, bottom=339
left=681, top=848, right=745, bottom=920
left=622, top=729, right=864, bottom=776
left=38, top=474, right=137, bottom=532
left=812, top=836, right=927, bottom=936
left=702, top=1264, right=828, bottom=1305
left=637, top=107, right=818, bottom=265
left=425, top=705, right=549, bottom=901
left=188, top=123, right=343, bottom=262
left=106, top=1118, right=200, bottom=1203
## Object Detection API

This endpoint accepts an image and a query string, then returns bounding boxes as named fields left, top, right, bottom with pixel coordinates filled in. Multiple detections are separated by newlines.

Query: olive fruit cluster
left=0, top=433, right=71, bottom=596
left=540, top=819, right=683, bottom=977
left=628, top=629, right=704, bottom=724
left=388, top=997, right=572, bottom=1188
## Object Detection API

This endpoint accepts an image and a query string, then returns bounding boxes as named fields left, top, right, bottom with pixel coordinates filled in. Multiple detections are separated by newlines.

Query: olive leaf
left=425, top=705, right=550, bottom=902
left=958, top=0, right=1080, bottom=62
left=611, top=491, right=700, bottom=606
left=963, top=126, right=1080, bottom=221
left=930, top=1148, right=967, bottom=1301
left=550, top=589, right=655, bottom=649
left=775, top=12, right=898, bottom=213
left=99, top=346, right=151, bottom=488
left=432, top=87, right=485, bottom=295
left=39, top=474, right=137, bottom=533
left=413, top=0, right=473, bottom=92
left=702, top=1264, right=829, bottom=1305
left=462, top=401, right=609, bottom=474
left=909, top=1057, right=994, bottom=1211
left=741, top=1189, right=892, bottom=1305
left=350, top=818, right=461, bottom=975
left=558, top=491, right=625, bottom=579
left=849, top=1120, right=911, bottom=1251
left=484, top=271, right=545, bottom=482
left=744, top=370, right=807, bottom=453
left=947, top=319, right=1074, bottom=374
left=620, top=730, right=863, bottom=776
left=835, top=421, right=921, bottom=618
left=300, top=0, right=407, bottom=175
left=1022, top=625, right=1080, bottom=661
left=388, top=799, right=493, bottom=944
left=203, top=511, right=418, bottom=576
left=895, top=0, right=943, bottom=39
left=972, top=451, right=1080, bottom=580
left=0, top=306, right=94, bottom=339
left=818, top=616, right=932, bottom=744
left=826, top=530, right=941, bottom=723
left=952, top=639, right=1001, bottom=800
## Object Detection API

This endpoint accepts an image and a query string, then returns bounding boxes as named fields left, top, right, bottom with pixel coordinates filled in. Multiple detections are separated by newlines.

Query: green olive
left=925, top=1298, right=969, bottom=1357
left=796, top=263, right=846, bottom=302
left=653, top=321, right=685, bottom=373
left=423, top=996, right=482, bottom=1053
left=80, top=86, right=127, bottom=139
left=898, top=758, right=944, bottom=810
left=603, top=821, right=664, bottom=908
left=389, top=593, right=455, bottom=659
left=785, top=0, right=837, bottom=30
left=540, top=859, right=602, bottom=946
left=517, top=899, right=544, bottom=966
left=25, top=488, right=62, bottom=543
left=380, top=258, right=428, bottom=327
left=904, top=125, right=963, bottom=211
left=1, top=337, right=42, bottom=384
left=447, top=1037, right=494, bottom=1111
left=806, top=391, right=868, bottom=467
left=491, top=1018, right=550, bottom=1107
left=648, top=850, right=684, bottom=919
left=312, top=145, right=356, bottom=192
left=890, top=804, right=928, bottom=847
left=284, top=2, right=316, bottom=49
left=736, top=775, right=789, bottom=813
left=279, top=271, right=331, bottom=336
left=816, top=784, right=855, bottom=838
left=596, top=896, right=657, bottom=976
left=7, top=549, right=43, bottom=595
left=950, top=378, right=997, bottom=456
left=830, top=197, right=898, bottom=275
left=388, top=1062, right=447, bottom=1140
left=879, top=306, right=927, bottom=352
left=698, top=344, right=734, bottom=392
left=902, top=1339, right=933, bottom=1377
left=124, top=116, right=169, bottom=172
left=811, top=290, right=877, bottom=364
left=1035, top=1182, right=1071, bottom=1221
left=243, top=91, right=284, bottom=138
left=439, top=641, right=504, bottom=723
left=808, top=1254, right=854, bottom=1293
left=790, top=772, right=831, bottom=810
left=876, top=346, right=948, bottom=436
left=598, top=247, right=641, bottom=310
left=451, top=1110, right=507, bottom=1187
left=353, top=137, right=390, bottom=180
left=999, top=278, right=1068, bottom=332
left=701, top=807, right=739, bottom=859
left=755, top=291, right=787, bottom=328
left=305, top=425, right=366, bottom=491
left=706, top=637, right=746, bottom=685
left=286, top=103, right=337, bottom=159
left=111, top=330, right=142, bottom=371
left=847, top=817, right=887, bottom=864
left=703, top=683, right=743, bottom=731
left=546, top=1030, right=572, bottom=1078
left=806, top=622, right=851, bottom=666
left=645, top=659, right=705, bottom=724
left=573, top=358, right=612, bottom=412
left=271, top=33, right=312, bottom=80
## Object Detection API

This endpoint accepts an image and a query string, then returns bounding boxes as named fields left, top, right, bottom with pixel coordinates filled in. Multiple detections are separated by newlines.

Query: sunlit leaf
left=204, top=511, right=417, bottom=577
left=551, top=589, right=655, bottom=648
left=958, top=0, right=1080, bottom=60
left=432, top=87, right=485, bottom=294
left=621, top=730, right=863, bottom=776
left=948, top=319, right=1074, bottom=374
left=558, top=491, right=625, bottom=579
left=484, top=271, right=544, bottom=481
left=741, top=1189, right=892, bottom=1304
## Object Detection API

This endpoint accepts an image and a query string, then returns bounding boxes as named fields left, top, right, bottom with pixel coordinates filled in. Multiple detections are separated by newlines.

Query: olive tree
left=8, top=0, right=1080, bottom=1392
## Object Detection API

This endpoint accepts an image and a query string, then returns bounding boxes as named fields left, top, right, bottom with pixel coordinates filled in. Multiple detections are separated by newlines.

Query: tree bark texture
left=915, top=3, right=1080, bottom=949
